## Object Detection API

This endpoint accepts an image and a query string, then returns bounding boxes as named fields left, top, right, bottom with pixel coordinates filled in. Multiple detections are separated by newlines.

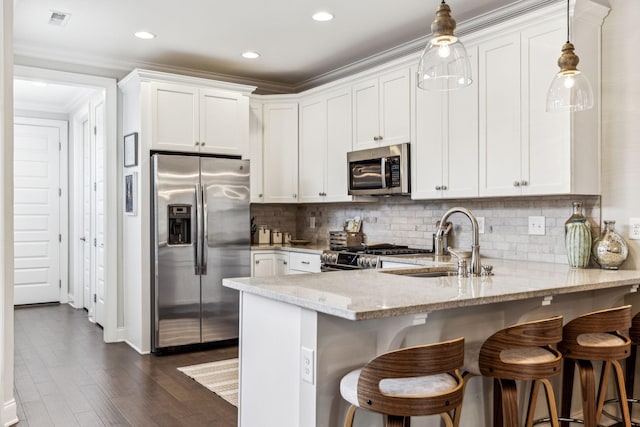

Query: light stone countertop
left=250, top=244, right=326, bottom=254
left=223, top=258, right=640, bottom=321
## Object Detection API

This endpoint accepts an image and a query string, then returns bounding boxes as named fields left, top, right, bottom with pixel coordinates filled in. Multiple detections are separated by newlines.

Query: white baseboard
left=3, top=398, right=17, bottom=427
left=116, top=327, right=126, bottom=342
left=124, top=339, right=150, bottom=355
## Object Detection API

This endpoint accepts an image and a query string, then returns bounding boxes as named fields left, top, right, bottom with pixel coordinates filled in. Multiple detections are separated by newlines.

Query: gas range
left=320, top=245, right=433, bottom=271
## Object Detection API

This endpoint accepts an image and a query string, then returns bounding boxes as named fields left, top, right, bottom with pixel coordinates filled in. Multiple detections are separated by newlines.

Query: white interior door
left=82, top=118, right=91, bottom=311
left=94, top=101, right=106, bottom=326
left=13, top=119, right=64, bottom=305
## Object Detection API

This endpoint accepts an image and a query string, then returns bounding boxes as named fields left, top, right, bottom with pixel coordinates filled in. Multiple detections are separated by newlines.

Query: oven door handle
left=381, top=157, right=387, bottom=188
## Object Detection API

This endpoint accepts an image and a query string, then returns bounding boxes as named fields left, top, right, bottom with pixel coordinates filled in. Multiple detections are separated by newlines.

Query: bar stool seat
left=601, top=311, right=640, bottom=426
left=339, top=337, right=465, bottom=427
left=558, top=305, right=632, bottom=427
left=478, top=316, right=564, bottom=427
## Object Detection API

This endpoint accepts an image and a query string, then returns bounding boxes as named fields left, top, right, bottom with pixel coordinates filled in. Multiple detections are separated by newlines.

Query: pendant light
left=546, top=0, right=594, bottom=112
left=417, top=1, right=472, bottom=91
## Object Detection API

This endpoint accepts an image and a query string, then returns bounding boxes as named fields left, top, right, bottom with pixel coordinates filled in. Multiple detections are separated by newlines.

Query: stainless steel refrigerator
left=151, top=153, right=250, bottom=352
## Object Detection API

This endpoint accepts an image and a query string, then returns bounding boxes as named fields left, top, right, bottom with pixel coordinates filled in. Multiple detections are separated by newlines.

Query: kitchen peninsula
left=223, top=259, right=640, bottom=427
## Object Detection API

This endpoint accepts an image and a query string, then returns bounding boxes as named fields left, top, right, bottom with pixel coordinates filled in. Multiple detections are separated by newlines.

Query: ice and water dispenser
left=168, top=204, right=191, bottom=245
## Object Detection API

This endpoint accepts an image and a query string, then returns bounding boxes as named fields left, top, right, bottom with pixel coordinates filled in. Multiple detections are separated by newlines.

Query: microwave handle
left=381, top=157, right=387, bottom=188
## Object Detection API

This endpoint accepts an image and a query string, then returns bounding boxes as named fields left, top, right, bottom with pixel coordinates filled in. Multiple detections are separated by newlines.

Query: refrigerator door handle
left=201, top=183, right=208, bottom=275
left=195, top=183, right=202, bottom=275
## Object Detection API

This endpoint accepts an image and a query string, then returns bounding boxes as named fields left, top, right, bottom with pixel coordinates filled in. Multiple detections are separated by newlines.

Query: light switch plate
left=477, top=217, right=485, bottom=234
left=301, top=347, right=314, bottom=384
left=528, top=216, right=546, bottom=235
left=630, top=218, right=640, bottom=240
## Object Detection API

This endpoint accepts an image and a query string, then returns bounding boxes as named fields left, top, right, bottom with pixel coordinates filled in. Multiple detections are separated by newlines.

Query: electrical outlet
left=630, top=218, right=640, bottom=240
left=301, top=347, right=314, bottom=384
left=476, top=217, right=485, bottom=234
left=309, top=216, right=316, bottom=229
left=528, top=216, right=546, bottom=235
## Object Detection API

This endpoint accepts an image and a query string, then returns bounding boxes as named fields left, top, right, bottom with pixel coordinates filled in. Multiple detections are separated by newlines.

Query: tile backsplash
left=251, top=195, right=601, bottom=264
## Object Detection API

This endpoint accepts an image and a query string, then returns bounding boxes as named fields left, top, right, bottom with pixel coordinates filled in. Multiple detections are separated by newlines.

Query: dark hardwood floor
left=14, top=304, right=239, bottom=426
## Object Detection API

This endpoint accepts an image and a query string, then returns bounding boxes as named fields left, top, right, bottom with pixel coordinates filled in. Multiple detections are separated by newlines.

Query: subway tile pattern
left=252, top=195, right=601, bottom=265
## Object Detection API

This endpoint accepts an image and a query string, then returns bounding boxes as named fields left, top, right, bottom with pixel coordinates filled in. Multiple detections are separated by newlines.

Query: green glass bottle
left=565, top=202, right=591, bottom=268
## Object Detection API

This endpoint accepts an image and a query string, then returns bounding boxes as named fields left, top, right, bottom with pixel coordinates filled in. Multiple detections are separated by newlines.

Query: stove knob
left=331, top=254, right=338, bottom=264
left=368, top=258, right=377, bottom=268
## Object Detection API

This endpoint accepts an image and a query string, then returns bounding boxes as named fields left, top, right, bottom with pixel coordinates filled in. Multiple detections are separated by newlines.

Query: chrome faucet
left=435, top=207, right=482, bottom=276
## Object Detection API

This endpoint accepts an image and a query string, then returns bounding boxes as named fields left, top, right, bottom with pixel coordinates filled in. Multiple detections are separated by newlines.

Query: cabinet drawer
left=288, top=252, right=321, bottom=273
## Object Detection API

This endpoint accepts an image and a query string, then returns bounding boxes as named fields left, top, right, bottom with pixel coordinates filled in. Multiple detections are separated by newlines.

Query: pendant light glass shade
left=417, top=1, right=472, bottom=91
left=546, top=1, right=594, bottom=112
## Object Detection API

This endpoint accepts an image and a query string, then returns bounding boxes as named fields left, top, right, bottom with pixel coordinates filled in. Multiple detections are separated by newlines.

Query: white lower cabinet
left=251, top=250, right=321, bottom=277
left=251, top=251, right=289, bottom=277
left=288, top=251, right=321, bottom=274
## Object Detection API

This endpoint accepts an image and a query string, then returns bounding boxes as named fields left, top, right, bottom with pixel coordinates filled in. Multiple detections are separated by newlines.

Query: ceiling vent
left=49, top=11, right=71, bottom=27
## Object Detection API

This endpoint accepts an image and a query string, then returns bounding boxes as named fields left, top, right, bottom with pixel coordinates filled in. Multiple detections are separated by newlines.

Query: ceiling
left=13, top=0, right=534, bottom=96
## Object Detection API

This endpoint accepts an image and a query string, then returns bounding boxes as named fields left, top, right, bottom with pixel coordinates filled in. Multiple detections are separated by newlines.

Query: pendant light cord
left=566, top=0, right=570, bottom=43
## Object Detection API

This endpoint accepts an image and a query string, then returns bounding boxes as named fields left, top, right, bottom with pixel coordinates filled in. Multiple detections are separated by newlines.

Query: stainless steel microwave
left=347, top=143, right=410, bottom=196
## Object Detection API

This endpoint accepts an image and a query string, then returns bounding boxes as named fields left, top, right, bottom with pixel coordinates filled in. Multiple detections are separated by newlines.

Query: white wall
left=0, top=0, right=16, bottom=424
left=601, top=0, right=640, bottom=269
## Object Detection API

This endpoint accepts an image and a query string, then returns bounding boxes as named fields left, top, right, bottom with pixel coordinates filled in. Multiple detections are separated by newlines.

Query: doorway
left=13, top=65, right=118, bottom=342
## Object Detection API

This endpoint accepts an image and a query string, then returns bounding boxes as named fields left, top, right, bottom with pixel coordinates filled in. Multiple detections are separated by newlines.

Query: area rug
left=178, top=358, right=238, bottom=407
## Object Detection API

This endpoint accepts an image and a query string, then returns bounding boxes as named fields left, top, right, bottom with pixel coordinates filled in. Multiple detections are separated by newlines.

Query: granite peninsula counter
left=223, top=259, right=640, bottom=427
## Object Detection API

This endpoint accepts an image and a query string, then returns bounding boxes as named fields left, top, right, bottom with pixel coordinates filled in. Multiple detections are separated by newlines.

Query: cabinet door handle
left=379, top=135, right=383, bottom=140
left=373, top=136, right=379, bottom=141
left=520, top=180, right=528, bottom=186
left=255, top=260, right=260, bottom=264
left=293, top=194, right=297, bottom=198
left=283, top=261, right=288, bottom=265
left=258, top=193, right=263, bottom=198
left=201, top=141, right=205, bottom=146
left=301, top=261, right=310, bottom=265
left=442, top=185, right=448, bottom=190
left=435, top=185, right=442, bottom=191
left=195, top=141, right=200, bottom=146
left=513, top=181, right=521, bottom=187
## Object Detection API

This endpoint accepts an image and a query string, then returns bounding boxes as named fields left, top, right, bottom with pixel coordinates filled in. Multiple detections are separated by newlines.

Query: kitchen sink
left=379, top=267, right=458, bottom=278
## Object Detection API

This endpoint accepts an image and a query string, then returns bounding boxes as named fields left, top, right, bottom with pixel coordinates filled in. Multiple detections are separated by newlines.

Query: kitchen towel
left=178, top=358, right=238, bottom=407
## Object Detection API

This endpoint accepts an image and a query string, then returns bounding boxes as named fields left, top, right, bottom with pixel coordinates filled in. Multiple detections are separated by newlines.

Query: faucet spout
left=436, top=207, right=482, bottom=276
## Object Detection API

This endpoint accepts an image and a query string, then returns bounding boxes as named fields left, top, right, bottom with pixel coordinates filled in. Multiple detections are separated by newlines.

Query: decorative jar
left=592, top=220, right=628, bottom=270
left=565, top=202, right=591, bottom=268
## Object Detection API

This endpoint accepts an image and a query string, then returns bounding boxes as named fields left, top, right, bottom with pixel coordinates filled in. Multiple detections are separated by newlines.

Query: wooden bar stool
left=339, top=337, right=465, bottom=427
left=601, top=311, right=640, bottom=425
left=558, top=305, right=632, bottom=427
left=478, top=316, right=563, bottom=427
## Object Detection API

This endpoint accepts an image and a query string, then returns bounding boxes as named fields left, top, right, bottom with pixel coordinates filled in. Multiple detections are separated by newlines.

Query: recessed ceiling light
left=312, top=11, right=334, bottom=22
left=134, top=31, right=156, bottom=40
left=242, top=51, right=260, bottom=59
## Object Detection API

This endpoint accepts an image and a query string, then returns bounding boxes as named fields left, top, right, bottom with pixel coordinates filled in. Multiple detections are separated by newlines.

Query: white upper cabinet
left=352, top=69, right=411, bottom=150
left=299, top=88, right=352, bottom=203
left=478, top=8, right=602, bottom=197
left=249, top=101, right=264, bottom=203
left=262, top=102, right=299, bottom=203
left=151, top=81, right=250, bottom=156
left=412, top=46, right=479, bottom=200
left=478, top=33, right=523, bottom=196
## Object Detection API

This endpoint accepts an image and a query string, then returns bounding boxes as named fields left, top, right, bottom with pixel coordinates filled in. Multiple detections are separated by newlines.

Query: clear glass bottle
left=565, top=202, right=591, bottom=268
left=592, top=220, right=628, bottom=270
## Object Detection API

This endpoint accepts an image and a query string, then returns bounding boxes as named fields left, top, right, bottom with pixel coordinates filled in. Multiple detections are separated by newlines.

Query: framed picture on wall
left=124, top=132, right=138, bottom=167
left=125, top=172, right=137, bottom=215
